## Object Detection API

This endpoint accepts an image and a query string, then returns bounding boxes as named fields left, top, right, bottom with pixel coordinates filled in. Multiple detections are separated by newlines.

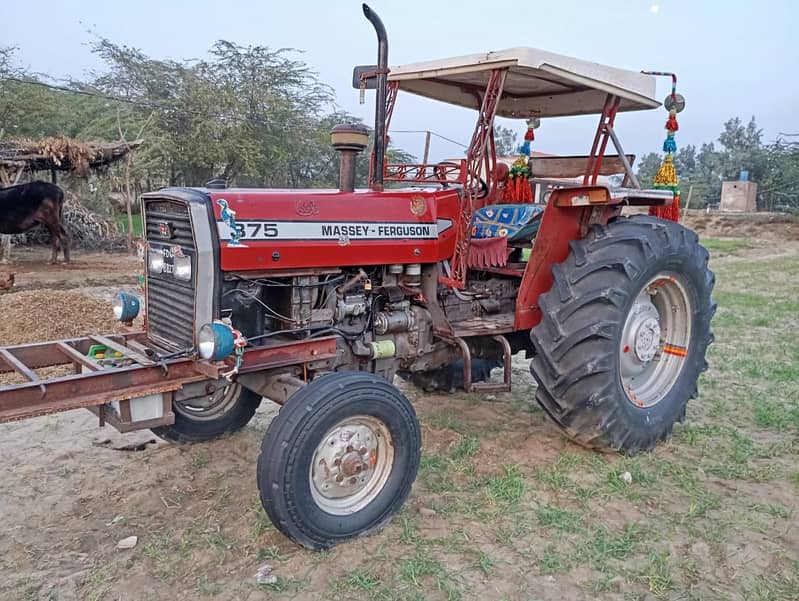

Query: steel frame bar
left=369, top=80, right=400, bottom=189
left=583, top=94, right=621, bottom=186
left=384, top=161, right=466, bottom=184
left=0, top=335, right=338, bottom=424
left=440, top=67, right=508, bottom=289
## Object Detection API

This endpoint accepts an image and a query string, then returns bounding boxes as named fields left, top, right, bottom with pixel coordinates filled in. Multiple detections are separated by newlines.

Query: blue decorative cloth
left=471, top=203, right=544, bottom=242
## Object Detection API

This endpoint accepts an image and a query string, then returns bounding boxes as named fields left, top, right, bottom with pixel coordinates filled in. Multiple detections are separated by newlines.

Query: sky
left=1, top=0, right=797, bottom=163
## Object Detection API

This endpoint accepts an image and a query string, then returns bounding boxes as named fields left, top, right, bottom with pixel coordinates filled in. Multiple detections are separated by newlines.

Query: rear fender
left=515, top=188, right=622, bottom=330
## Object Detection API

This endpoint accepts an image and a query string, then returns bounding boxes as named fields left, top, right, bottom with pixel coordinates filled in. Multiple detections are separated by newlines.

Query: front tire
left=530, top=215, right=715, bottom=453
left=152, top=381, right=261, bottom=444
left=257, top=372, right=421, bottom=549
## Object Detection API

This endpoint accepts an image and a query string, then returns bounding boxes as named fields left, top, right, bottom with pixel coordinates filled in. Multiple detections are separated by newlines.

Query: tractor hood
left=196, top=187, right=460, bottom=272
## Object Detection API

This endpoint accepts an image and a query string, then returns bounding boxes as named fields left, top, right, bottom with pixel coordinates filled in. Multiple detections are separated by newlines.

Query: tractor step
left=440, top=334, right=512, bottom=394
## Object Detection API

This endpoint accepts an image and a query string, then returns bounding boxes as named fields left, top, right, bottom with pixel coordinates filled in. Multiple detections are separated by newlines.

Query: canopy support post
left=584, top=94, right=620, bottom=186
left=368, top=81, right=399, bottom=189
left=440, top=67, right=507, bottom=290
left=605, top=126, right=640, bottom=189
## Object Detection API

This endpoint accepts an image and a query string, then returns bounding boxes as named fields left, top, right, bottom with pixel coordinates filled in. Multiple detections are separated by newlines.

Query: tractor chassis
left=0, top=333, right=338, bottom=430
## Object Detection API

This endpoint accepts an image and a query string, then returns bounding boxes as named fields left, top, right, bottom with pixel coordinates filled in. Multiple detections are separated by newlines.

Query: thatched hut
left=0, top=136, right=142, bottom=185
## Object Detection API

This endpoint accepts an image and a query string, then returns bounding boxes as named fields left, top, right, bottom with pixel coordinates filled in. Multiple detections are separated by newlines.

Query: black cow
left=0, top=181, right=70, bottom=263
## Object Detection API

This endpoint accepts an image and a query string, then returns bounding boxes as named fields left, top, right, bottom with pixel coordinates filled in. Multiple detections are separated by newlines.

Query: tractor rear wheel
left=152, top=381, right=261, bottom=444
left=257, top=372, right=421, bottom=549
left=529, top=215, right=715, bottom=453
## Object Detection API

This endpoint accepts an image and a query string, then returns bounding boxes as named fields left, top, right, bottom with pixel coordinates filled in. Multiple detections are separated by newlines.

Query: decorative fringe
left=663, top=135, right=677, bottom=154
left=503, top=154, right=533, bottom=203
left=468, top=237, right=513, bottom=269
left=649, top=192, right=680, bottom=221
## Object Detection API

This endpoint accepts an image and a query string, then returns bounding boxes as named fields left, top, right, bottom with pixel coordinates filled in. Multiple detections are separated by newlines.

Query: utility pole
left=422, top=130, right=431, bottom=164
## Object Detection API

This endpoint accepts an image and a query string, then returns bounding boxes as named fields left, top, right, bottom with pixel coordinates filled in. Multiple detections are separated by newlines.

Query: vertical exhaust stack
left=331, top=124, right=369, bottom=193
left=362, top=3, right=388, bottom=192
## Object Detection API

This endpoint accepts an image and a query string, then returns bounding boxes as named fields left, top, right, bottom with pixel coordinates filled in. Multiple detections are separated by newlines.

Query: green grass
left=330, top=568, right=383, bottom=594
left=475, top=550, right=494, bottom=575
left=536, top=546, right=571, bottom=574
left=579, top=523, right=645, bottom=568
left=485, top=465, right=524, bottom=505
left=640, top=552, right=674, bottom=597
left=700, top=236, right=753, bottom=254
left=754, top=399, right=799, bottom=431
left=117, top=214, right=143, bottom=235
left=535, top=504, right=584, bottom=533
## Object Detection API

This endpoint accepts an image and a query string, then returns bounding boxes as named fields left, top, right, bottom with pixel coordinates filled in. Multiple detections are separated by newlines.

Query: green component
left=86, top=344, right=124, bottom=361
left=369, top=340, right=396, bottom=359
left=87, top=344, right=106, bottom=358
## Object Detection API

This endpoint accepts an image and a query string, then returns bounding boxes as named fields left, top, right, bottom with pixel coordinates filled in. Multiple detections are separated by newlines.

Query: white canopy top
left=388, top=47, right=660, bottom=118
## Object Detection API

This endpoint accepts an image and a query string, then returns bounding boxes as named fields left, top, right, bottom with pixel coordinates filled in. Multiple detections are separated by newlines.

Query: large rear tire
left=257, top=372, right=421, bottom=549
left=152, top=381, right=261, bottom=444
left=529, top=215, right=715, bottom=453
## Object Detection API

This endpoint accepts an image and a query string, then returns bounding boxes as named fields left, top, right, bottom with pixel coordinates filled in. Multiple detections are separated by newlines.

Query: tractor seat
left=471, top=203, right=544, bottom=243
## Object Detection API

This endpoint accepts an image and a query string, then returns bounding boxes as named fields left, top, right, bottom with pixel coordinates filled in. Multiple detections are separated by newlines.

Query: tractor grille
left=144, top=200, right=196, bottom=350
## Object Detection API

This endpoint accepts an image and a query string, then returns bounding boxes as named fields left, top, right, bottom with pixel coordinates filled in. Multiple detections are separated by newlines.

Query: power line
left=0, top=76, right=319, bottom=133
left=391, top=129, right=468, bottom=149
left=3, top=76, right=471, bottom=156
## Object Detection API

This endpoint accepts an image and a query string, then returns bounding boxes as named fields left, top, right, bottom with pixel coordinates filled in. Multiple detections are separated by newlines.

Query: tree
left=636, top=152, right=662, bottom=187
left=494, top=125, right=519, bottom=156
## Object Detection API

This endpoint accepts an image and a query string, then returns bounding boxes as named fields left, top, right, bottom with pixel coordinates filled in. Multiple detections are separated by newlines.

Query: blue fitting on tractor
left=112, top=291, right=140, bottom=322
left=198, top=322, right=236, bottom=361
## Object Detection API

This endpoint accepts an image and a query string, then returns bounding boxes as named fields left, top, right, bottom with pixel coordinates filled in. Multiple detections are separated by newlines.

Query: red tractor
left=0, top=5, right=714, bottom=550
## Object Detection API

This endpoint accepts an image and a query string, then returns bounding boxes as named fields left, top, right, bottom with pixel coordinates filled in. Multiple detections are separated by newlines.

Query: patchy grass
left=485, top=465, right=525, bottom=505
left=535, top=504, right=584, bottom=533
left=639, top=552, right=674, bottom=597
left=700, top=236, right=753, bottom=255
left=3, top=238, right=798, bottom=601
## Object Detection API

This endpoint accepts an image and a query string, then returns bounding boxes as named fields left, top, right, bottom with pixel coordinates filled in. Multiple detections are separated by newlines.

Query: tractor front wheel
left=257, top=372, right=421, bottom=549
left=152, top=381, right=261, bottom=444
left=529, top=215, right=715, bottom=453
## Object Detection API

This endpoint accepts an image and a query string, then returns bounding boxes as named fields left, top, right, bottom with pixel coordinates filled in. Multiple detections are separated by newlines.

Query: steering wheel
left=434, top=161, right=489, bottom=199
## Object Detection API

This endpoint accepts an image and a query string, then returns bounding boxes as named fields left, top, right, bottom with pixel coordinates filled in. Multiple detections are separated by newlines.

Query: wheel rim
left=173, top=381, right=242, bottom=421
left=309, top=415, right=395, bottom=516
left=619, top=273, right=693, bottom=408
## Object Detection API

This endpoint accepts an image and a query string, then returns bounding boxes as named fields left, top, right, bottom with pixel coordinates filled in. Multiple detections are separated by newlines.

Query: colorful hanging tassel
left=503, top=119, right=537, bottom=203
left=663, top=133, right=677, bottom=154
left=650, top=104, right=681, bottom=222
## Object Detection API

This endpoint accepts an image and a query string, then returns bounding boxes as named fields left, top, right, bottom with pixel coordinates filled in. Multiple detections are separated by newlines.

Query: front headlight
left=173, top=255, right=192, bottom=281
left=148, top=249, right=164, bottom=274
left=113, top=291, right=140, bottom=322
left=198, top=322, right=235, bottom=361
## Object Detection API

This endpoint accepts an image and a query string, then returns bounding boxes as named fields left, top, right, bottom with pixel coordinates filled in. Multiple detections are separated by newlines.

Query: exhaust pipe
left=362, top=3, right=388, bottom=192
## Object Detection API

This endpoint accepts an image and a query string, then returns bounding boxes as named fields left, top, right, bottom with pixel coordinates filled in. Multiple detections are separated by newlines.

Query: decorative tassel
left=518, top=141, right=531, bottom=156
left=654, top=155, right=678, bottom=187
left=663, top=135, right=677, bottom=154
left=665, top=108, right=679, bottom=131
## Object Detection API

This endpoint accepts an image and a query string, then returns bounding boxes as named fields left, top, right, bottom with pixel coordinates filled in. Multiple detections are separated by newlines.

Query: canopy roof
left=388, top=47, right=660, bottom=118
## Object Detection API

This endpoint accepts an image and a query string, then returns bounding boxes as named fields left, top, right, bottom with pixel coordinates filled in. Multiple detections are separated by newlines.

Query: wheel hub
left=633, top=317, right=661, bottom=362
left=619, top=274, right=693, bottom=408
left=310, top=416, right=392, bottom=513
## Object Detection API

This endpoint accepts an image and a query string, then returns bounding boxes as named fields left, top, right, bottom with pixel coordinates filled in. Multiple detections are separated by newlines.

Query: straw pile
left=0, top=290, right=120, bottom=346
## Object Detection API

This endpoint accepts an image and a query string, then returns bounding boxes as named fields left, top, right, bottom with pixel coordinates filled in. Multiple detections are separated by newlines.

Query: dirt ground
left=1, top=213, right=798, bottom=601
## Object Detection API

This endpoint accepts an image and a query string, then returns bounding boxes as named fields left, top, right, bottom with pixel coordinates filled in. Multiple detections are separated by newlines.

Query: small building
left=720, top=180, right=757, bottom=212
